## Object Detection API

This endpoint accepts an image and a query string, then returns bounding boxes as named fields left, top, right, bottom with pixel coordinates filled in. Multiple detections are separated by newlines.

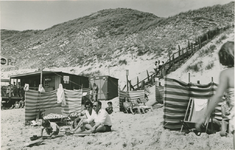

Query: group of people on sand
left=40, top=100, right=113, bottom=138
left=122, top=96, right=153, bottom=115
left=10, top=99, right=25, bottom=109
left=37, top=42, right=234, bottom=148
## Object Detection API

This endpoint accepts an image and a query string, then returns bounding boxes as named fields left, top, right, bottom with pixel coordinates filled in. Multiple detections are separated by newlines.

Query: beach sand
left=1, top=101, right=233, bottom=150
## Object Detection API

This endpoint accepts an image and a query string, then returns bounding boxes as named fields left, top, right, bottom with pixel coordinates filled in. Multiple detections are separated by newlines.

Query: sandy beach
left=1, top=99, right=233, bottom=150
left=1, top=32, right=234, bottom=150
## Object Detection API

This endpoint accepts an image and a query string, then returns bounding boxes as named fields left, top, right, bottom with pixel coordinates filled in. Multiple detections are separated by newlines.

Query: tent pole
left=188, top=73, right=190, bottom=83
left=40, top=71, right=43, bottom=85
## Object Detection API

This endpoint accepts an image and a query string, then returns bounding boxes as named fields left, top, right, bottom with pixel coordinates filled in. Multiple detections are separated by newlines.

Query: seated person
left=10, top=101, right=20, bottom=109
left=19, top=99, right=25, bottom=108
left=123, top=97, right=135, bottom=115
left=105, top=101, right=113, bottom=114
left=71, top=101, right=97, bottom=133
left=41, top=119, right=60, bottom=138
left=6, top=85, right=13, bottom=97
left=90, top=101, right=112, bottom=133
left=135, top=98, right=153, bottom=114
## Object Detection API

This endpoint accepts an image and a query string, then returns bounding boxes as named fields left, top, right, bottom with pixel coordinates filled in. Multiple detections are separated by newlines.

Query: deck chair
left=220, top=101, right=230, bottom=136
left=180, top=98, right=212, bottom=136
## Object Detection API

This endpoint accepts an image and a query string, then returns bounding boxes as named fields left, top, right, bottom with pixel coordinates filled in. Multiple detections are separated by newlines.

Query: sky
left=0, top=0, right=233, bottom=31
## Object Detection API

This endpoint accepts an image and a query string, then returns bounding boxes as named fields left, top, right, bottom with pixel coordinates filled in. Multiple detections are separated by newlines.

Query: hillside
left=1, top=2, right=234, bottom=87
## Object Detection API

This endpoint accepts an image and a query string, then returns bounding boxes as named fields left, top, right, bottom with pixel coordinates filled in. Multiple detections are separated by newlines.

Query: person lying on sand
left=71, top=101, right=97, bottom=133
left=41, top=119, right=60, bottom=138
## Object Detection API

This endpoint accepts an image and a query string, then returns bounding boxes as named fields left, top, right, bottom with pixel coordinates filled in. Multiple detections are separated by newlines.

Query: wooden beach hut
left=89, top=76, right=119, bottom=100
left=10, top=71, right=89, bottom=92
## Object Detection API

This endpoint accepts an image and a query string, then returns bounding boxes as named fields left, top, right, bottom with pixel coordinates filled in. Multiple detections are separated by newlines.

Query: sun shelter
left=89, top=76, right=118, bottom=100
left=163, top=77, right=222, bottom=131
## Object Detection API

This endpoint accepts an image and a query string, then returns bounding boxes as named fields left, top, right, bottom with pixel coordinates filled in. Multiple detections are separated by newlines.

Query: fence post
left=126, top=70, right=129, bottom=92
left=168, top=52, right=171, bottom=61
left=147, top=70, right=150, bottom=83
left=206, top=33, right=209, bottom=41
left=129, top=80, right=133, bottom=91
left=137, top=77, right=139, bottom=89
left=178, top=45, right=181, bottom=56
left=188, top=73, right=191, bottom=83
left=191, top=43, right=194, bottom=54
left=151, top=75, right=155, bottom=84
left=186, top=48, right=189, bottom=58
left=199, top=37, right=201, bottom=49
left=141, top=80, right=145, bottom=90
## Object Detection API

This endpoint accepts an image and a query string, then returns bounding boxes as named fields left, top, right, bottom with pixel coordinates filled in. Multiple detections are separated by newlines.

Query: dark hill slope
left=1, top=2, right=234, bottom=70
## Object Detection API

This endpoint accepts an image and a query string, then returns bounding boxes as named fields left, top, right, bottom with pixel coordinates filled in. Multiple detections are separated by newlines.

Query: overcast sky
left=0, top=0, right=233, bottom=31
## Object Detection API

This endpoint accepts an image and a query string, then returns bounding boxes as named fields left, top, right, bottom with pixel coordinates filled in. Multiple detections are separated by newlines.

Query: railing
left=123, top=25, right=232, bottom=91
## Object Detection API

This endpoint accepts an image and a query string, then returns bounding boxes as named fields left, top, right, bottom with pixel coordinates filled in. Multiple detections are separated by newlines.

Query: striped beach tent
left=61, top=89, right=83, bottom=116
left=164, top=78, right=219, bottom=130
left=25, top=90, right=57, bottom=122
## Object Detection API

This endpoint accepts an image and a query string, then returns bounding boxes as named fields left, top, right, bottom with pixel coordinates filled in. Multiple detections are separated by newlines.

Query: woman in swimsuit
left=196, top=41, right=234, bottom=148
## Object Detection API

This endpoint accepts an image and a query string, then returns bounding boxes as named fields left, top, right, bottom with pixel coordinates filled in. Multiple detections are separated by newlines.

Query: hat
left=82, top=92, right=87, bottom=96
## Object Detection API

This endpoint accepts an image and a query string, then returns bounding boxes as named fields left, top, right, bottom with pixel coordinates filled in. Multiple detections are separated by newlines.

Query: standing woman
left=196, top=41, right=234, bottom=148
left=93, top=83, right=98, bottom=102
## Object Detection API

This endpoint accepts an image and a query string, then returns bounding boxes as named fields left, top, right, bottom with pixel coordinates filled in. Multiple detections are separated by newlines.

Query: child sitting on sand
left=105, top=102, right=113, bottom=114
left=41, top=119, right=60, bottom=138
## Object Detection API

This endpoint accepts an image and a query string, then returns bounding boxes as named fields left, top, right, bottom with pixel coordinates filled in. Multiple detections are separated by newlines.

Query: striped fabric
left=118, top=90, right=128, bottom=111
left=164, top=78, right=220, bottom=130
left=128, top=90, right=145, bottom=104
left=118, top=90, right=145, bottom=111
left=214, top=102, right=223, bottom=121
left=25, top=88, right=83, bottom=122
left=61, top=89, right=82, bottom=115
left=25, top=90, right=57, bottom=122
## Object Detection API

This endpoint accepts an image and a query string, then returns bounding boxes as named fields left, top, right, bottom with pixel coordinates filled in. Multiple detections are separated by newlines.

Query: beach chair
left=180, top=98, right=212, bottom=136
left=220, top=101, right=230, bottom=136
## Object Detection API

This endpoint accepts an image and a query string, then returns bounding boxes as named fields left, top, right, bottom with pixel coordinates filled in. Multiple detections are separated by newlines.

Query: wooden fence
left=123, top=25, right=232, bottom=91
